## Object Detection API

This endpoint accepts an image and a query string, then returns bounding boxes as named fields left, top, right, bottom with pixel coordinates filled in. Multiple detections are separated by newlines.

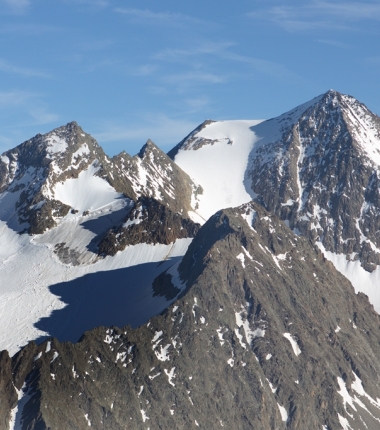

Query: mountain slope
left=0, top=123, right=200, bottom=355
left=169, top=119, right=262, bottom=222
left=248, top=90, right=380, bottom=272
left=0, top=122, right=198, bottom=236
left=3, top=90, right=380, bottom=429
left=3, top=202, right=380, bottom=429
left=170, top=90, right=380, bottom=312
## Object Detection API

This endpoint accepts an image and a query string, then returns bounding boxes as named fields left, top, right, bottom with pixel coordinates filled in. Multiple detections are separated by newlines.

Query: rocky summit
left=0, top=123, right=197, bottom=235
left=247, top=90, right=380, bottom=272
left=2, top=90, right=380, bottom=429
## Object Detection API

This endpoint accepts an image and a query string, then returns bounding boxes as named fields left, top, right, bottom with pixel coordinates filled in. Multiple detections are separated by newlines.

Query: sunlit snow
left=317, top=243, right=380, bottom=313
left=53, top=163, right=123, bottom=214
left=0, top=215, right=192, bottom=355
left=283, top=333, right=301, bottom=356
left=174, top=120, right=261, bottom=221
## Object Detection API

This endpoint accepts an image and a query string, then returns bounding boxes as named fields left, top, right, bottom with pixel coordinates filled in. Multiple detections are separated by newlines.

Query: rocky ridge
left=0, top=123, right=198, bottom=235
left=116, top=139, right=201, bottom=216
left=248, top=90, right=380, bottom=272
left=172, top=90, right=380, bottom=273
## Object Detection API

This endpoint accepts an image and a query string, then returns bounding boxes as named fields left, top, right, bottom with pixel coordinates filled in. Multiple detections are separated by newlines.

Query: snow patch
left=164, top=367, right=176, bottom=386
left=236, top=253, right=245, bottom=268
left=53, top=163, right=124, bottom=214
left=45, top=134, right=68, bottom=158
left=277, top=403, right=288, bottom=422
left=84, top=413, right=91, bottom=426
left=155, top=344, right=171, bottom=362
left=317, top=243, right=380, bottom=313
left=283, top=333, right=301, bottom=356
left=140, top=409, right=149, bottom=423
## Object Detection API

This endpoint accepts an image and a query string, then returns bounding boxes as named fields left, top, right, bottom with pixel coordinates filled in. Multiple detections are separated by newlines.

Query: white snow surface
left=174, top=120, right=262, bottom=221
left=277, top=403, right=288, bottom=422
left=0, top=214, right=192, bottom=355
left=53, top=163, right=123, bottom=214
left=173, top=98, right=324, bottom=223
left=45, top=134, right=68, bottom=158
left=283, top=333, right=302, bottom=356
left=9, top=383, right=31, bottom=430
left=317, top=243, right=380, bottom=314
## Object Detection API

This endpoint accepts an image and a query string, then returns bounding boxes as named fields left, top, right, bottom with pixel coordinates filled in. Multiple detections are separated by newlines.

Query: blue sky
left=0, top=0, right=380, bottom=156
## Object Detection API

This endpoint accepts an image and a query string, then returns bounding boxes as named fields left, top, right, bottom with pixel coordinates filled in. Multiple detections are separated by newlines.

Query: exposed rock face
left=247, top=90, right=380, bottom=272
left=167, top=120, right=216, bottom=158
left=0, top=351, right=17, bottom=429
left=112, top=139, right=200, bottom=216
left=98, top=197, right=200, bottom=256
left=170, top=91, right=380, bottom=273
left=0, top=122, right=112, bottom=233
left=3, top=202, right=380, bottom=429
left=0, top=124, right=198, bottom=235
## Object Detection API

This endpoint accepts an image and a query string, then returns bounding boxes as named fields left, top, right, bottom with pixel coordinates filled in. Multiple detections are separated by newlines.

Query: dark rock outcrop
left=167, top=120, right=216, bottom=159
left=98, top=197, right=200, bottom=256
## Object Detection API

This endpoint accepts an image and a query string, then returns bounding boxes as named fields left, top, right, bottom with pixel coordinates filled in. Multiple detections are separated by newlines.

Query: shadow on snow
left=34, top=256, right=180, bottom=345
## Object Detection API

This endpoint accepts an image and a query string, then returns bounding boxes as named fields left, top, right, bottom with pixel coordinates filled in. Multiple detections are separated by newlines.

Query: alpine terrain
left=1, top=90, right=380, bottom=429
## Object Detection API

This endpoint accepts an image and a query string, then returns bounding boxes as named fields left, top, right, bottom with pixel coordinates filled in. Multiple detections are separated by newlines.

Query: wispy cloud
left=162, top=71, right=226, bottom=86
left=0, top=91, right=58, bottom=151
left=220, top=51, right=302, bottom=81
left=129, top=64, right=159, bottom=77
left=0, top=23, right=60, bottom=34
left=81, top=59, right=121, bottom=74
left=154, top=42, right=235, bottom=62
left=2, top=0, right=30, bottom=13
left=315, top=39, right=350, bottom=48
left=0, top=90, right=58, bottom=126
left=154, top=42, right=302, bottom=83
left=0, top=59, right=50, bottom=79
left=114, top=8, right=212, bottom=27
left=28, top=108, right=59, bottom=125
left=317, top=1, right=380, bottom=20
left=0, top=90, right=33, bottom=107
left=185, top=96, right=210, bottom=112
left=248, top=1, right=380, bottom=32
left=60, top=0, right=109, bottom=10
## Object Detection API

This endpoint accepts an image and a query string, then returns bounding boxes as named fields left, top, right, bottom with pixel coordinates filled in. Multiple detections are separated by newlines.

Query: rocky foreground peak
left=2, top=202, right=380, bottom=429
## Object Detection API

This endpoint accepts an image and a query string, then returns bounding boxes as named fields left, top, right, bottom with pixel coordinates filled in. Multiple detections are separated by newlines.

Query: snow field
left=53, top=163, right=124, bottom=214
left=0, top=216, right=192, bottom=355
left=174, top=120, right=262, bottom=221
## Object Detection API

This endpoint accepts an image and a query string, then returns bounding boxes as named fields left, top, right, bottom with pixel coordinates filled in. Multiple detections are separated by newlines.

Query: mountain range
left=1, top=90, right=380, bottom=429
